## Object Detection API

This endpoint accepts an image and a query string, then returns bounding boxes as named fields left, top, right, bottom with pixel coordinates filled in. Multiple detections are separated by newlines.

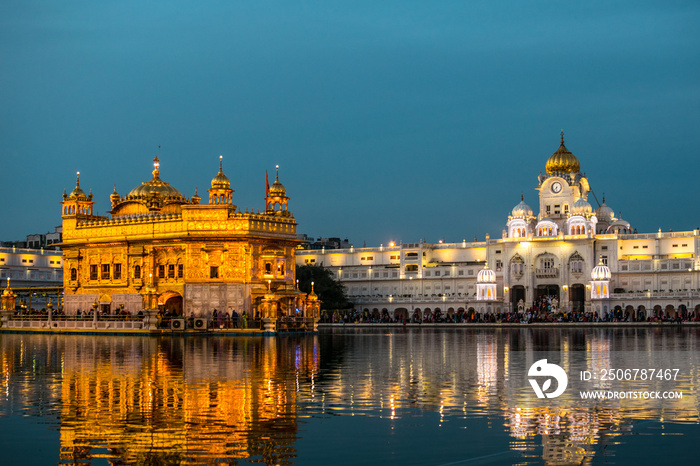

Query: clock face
left=551, top=182, right=562, bottom=193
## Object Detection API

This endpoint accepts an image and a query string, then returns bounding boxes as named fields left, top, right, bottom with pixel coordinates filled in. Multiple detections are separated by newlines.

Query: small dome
left=591, top=261, right=611, bottom=280
left=269, top=179, right=286, bottom=196
left=69, top=172, right=88, bottom=199
left=595, top=195, right=615, bottom=223
left=571, top=197, right=592, bottom=216
left=477, top=265, right=496, bottom=283
left=608, top=217, right=631, bottom=234
left=268, top=165, right=286, bottom=197
left=211, top=156, right=231, bottom=189
left=545, top=131, right=580, bottom=174
left=70, top=185, right=87, bottom=199
left=511, top=196, right=533, bottom=218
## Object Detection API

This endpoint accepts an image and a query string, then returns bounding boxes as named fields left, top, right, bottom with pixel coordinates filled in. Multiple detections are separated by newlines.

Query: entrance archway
left=511, top=285, right=525, bottom=312
left=160, top=291, right=183, bottom=316
left=570, top=284, right=585, bottom=313
left=536, top=284, right=560, bottom=299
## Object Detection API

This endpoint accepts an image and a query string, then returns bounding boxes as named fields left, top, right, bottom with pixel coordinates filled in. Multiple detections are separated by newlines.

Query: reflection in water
left=0, top=335, right=319, bottom=464
left=0, top=328, right=699, bottom=464
left=311, top=327, right=700, bottom=465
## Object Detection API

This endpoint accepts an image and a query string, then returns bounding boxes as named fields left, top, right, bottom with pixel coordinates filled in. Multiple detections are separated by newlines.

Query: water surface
left=1, top=327, right=698, bottom=464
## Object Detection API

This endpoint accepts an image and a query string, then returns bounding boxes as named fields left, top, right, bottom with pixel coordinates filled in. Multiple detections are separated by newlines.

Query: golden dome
left=268, top=165, right=286, bottom=197
left=128, top=156, right=185, bottom=198
left=69, top=172, right=88, bottom=199
left=545, top=131, right=580, bottom=174
left=211, top=155, right=231, bottom=189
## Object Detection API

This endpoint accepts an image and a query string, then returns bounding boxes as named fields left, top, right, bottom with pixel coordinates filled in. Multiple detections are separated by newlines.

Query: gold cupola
left=545, top=131, right=581, bottom=174
left=68, top=171, right=89, bottom=200
left=269, top=166, right=287, bottom=197
left=211, top=155, right=231, bottom=189
left=266, top=165, right=290, bottom=215
left=62, top=171, right=95, bottom=217
left=208, top=155, right=234, bottom=206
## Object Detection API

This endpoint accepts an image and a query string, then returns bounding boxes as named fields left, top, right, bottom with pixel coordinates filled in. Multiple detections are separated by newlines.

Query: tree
left=295, top=264, right=352, bottom=310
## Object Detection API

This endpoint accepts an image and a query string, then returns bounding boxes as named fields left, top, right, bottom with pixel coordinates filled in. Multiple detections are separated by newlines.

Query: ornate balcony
left=535, top=268, right=559, bottom=278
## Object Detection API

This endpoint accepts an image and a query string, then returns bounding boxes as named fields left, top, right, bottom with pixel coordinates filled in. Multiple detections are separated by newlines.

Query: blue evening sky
left=1, top=1, right=698, bottom=246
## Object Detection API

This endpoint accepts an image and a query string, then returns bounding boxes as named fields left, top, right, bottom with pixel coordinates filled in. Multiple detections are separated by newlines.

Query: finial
left=560, top=129, right=564, bottom=145
left=521, top=191, right=524, bottom=201
left=311, top=281, right=315, bottom=294
left=152, top=154, right=160, bottom=178
left=113, top=184, right=117, bottom=193
left=275, top=164, right=279, bottom=180
left=194, top=187, right=198, bottom=196
left=602, top=193, right=605, bottom=203
left=219, top=155, right=223, bottom=171
left=76, top=171, right=80, bottom=186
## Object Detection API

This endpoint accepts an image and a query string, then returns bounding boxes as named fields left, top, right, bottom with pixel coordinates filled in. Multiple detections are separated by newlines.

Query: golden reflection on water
left=1, top=335, right=319, bottom=465
left=1, top=328, right=699, bottom=464
left=313, top=328, right=700, bottom=465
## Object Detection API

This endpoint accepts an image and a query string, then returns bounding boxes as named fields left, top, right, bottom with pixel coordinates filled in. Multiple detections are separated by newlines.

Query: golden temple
left=58, top=153, right=319, bottom=330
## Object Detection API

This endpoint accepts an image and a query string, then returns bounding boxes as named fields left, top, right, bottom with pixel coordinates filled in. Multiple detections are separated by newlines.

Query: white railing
left=619, top=231, right=698, bottom=240
left=352, top=295, right=473, bottom=304
left=5, top=318, right=145, bottom=330
left=0, top=247, right=63, bottom=256
left=611, top=291, right=700, bottom=299
left=535, top=268, right=559, bottom=278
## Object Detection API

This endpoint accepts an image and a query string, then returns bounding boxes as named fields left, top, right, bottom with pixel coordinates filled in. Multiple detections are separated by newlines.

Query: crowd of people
left=321, top=293, right=700, bottom=325
left=11, top=300, right=698, bottom=326
left=13, top=306, right=140, bottom=320
left=156, top=308, right=253, bottom=329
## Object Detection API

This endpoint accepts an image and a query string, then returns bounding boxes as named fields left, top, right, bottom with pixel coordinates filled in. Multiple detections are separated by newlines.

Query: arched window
left=134, top=265, right=141, bottom=279
left=70, top=268, right=77, bottom=281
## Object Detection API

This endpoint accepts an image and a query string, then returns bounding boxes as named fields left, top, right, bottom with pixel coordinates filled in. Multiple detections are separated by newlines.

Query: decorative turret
left=266, top=165, right=290, bottom=215
left=110, top=185, right=120, bottom=209
left=507, top=194, right=535, bottom=239
left=208, top=155, right=234, bottom=206
left=1, top=278, right=16, bottom=311
left=511, top=194, right=534, bottom=219
left=590, top=259, right=611, bottom=299
left=305, top=281, right=321, bottom=328
left=476, top=264, right=497, bottom=301
left=62, top=171, right=95, bottom=217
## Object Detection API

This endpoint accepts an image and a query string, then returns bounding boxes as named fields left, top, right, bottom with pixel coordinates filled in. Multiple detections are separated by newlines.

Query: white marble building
left=297, top=133, right=700, bottom=320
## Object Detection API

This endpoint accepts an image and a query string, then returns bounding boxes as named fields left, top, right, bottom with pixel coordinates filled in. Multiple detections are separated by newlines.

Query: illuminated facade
left=60, top=155, right=315, bottom=324
left=297, top=133, right=700, bottom=319
left=0, top=247, right=63, bottom=288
